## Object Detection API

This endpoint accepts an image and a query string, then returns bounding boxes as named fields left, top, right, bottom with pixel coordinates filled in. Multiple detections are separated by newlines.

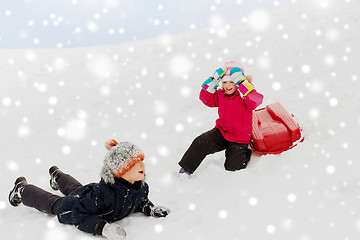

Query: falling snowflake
left=218, top=210, right=228, bottom=219
left=287, top=193, right=297, bottom=202
left=248, top=197, right=258, bottom=206
left=302, top=65, right=311, bottom=73
left=247, top=9, right=271, bottom=31
left=169, top=55, right=193, bottom=78
left=266, top=224, right=276, bottom=234
left=155, top=117, right=165, bottom=126
left=158, top=145, right=169, bottom=156
left=326, top=165, right=336, bottom=174
left=154, top=224, right=163, bottom=233
left=62, top=145, right=71, bottom=155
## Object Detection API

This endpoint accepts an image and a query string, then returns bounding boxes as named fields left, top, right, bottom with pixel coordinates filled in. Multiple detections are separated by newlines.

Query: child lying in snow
left=179, top=61, right=263, bottom=175
left=9, top=140, right=170, bottom=239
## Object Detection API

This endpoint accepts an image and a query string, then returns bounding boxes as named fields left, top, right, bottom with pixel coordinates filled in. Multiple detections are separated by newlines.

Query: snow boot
left=49, top=166, right=63, bottom=191
left=9, top=177, right=28, bottom=207
left=179, top=167, right=191, bottom=175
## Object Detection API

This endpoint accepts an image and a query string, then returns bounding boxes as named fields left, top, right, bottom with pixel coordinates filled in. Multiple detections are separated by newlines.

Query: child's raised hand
left=226, top=66, right=255, bottom=97
left=212, top=66, right=227, bottom=81
left=201, top=66, right=227, bottom=93
left=105, top=139, right=118, bottom=150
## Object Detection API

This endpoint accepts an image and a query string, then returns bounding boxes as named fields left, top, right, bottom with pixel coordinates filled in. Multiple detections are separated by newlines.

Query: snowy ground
left=1, top=0, right=360, bottom=239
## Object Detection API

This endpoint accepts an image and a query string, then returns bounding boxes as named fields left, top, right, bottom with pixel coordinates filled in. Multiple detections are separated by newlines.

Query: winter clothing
left=179, top=167, right=191, bottom=175
left=8, top=177, right=28, bottom=206
left=22, top=172, right=82, bottom=215
left=101, top=141, right=145, bottom=184
left=12, top=167, right=169, bottom=236
left=22, top=184, right=64, bottom=215
left=201, top=66, right=227, bottom=93
left=10, top=141, right=170, bottom=238
left=179, top=128, right=252, bottom=173
left=200, top=88, right=256, bottom=144
left=222, top=62, right=246, bottom=84
left=222, top=61, right=260, bottom=99
left=238, top=80, right=255, bottom=97
left=49, top=165, right=62, bottom=190
left=179, top=63, right=263, bottom=174
left=18, top=169, right=156, bottom=235
left=57, top=176, right=150, bottom=235
left=102, top=223, right=127, bottom=240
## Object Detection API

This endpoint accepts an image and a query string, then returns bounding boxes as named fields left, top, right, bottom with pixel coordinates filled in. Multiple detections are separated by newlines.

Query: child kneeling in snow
left=179, top=61, right=263, bottom=175
left=9, top=140, right=170, bottom=239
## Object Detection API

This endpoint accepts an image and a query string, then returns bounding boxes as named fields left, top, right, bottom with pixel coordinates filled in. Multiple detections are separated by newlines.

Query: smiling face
left=222, top=81, right=237, bottom=95
left=121, top=161, right=145, bottom=184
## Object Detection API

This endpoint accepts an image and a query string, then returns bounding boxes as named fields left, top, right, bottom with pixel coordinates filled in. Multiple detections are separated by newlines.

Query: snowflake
left=266, top=224, right=276, bottom=234
left=218, top=210, right=228, bottom=219
left=247, top=9, right=271, bottom=31
left=62, top=145, right=71, bottom=155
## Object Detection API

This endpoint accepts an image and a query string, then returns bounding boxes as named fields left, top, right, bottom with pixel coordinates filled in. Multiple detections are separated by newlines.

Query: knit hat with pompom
left=101, top=140, right=145, bottom=184
left=221, top=61, right=246, bottom=83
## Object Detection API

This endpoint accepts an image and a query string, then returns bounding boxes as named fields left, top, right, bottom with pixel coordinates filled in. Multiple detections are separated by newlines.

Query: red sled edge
left=250, top=126, right=305, bottom=155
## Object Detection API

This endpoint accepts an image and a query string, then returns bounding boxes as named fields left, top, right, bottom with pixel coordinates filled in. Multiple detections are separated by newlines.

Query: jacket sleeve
left=136, top=198, right=154, bottom=216
left=243, top=89, right=263, bottom=110
left=199, top=88, right=219, bottom=107
left=70, top=187, right=112, bottom=235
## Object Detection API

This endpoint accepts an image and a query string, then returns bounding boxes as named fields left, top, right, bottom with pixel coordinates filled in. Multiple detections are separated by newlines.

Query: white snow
left=1, top=0, right=360, bottom=239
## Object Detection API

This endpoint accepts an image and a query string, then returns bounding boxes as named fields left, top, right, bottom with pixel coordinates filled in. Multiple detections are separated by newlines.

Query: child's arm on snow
left=137, top=199, right=170, bottom=217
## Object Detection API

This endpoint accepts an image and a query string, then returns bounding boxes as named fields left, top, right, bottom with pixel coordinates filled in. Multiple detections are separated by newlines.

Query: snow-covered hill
left=1, top=0, right=360, bottom=239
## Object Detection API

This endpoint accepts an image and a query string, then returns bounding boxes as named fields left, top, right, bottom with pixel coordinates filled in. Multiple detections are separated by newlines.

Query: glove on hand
left=227, top=65, right=255, bottom=97
left=102, top=223, right=126, bottom=240
left=228, top=67, right=247, bottom=87
left=201, top=66, right=227, bottom=93
left=150, top=205, right=170, bottom=217
left=238, top=79, right=255, bottom=97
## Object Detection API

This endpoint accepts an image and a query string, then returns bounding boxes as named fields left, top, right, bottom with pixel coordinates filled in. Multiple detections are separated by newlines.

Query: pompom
left=105, top=139, right=118, bottom=150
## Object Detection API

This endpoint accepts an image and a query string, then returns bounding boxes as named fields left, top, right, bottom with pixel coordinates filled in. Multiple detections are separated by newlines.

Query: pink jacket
left=200, top=88, right=261, bottom=144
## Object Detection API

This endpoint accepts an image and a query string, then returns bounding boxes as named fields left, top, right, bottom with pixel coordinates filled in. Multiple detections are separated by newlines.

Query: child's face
left=222, top=81, right=237, bottom=95
left=121, top=161, right=145, bottom=184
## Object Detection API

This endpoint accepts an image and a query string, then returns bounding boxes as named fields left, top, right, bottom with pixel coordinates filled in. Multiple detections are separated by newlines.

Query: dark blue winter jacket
left=57, top=177, right=149, bottom=235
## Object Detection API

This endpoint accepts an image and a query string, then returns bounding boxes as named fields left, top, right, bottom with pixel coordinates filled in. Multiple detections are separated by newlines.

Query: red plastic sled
left=251, top=102, right=304, bottom=155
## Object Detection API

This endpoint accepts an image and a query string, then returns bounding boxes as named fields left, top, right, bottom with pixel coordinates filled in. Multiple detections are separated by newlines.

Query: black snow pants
left=179, top=128, right=252, bottom=174
left=22, top=172, right=83, bottom=215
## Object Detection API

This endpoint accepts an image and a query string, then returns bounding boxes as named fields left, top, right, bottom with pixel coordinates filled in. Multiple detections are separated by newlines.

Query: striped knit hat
left=101, top=141, right=145, bottom=184
left=222, top=61, right=246, bottom=85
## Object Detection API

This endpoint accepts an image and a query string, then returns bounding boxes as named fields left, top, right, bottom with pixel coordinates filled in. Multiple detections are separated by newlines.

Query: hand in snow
left=105, top=139, right=118, bottom=150
left=102, top=223, right=126, bottom=240
left=150, top=206, right=170, bottom=217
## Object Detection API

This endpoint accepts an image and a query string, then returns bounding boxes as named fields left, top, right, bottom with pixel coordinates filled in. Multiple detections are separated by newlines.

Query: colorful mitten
left=224, top=63, right=254, bottom=97
left=229, top=66, right=247, bottom=86
left=201, top=67, right=227, bottom=93
left=238, top=80, right=255, bottom=97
